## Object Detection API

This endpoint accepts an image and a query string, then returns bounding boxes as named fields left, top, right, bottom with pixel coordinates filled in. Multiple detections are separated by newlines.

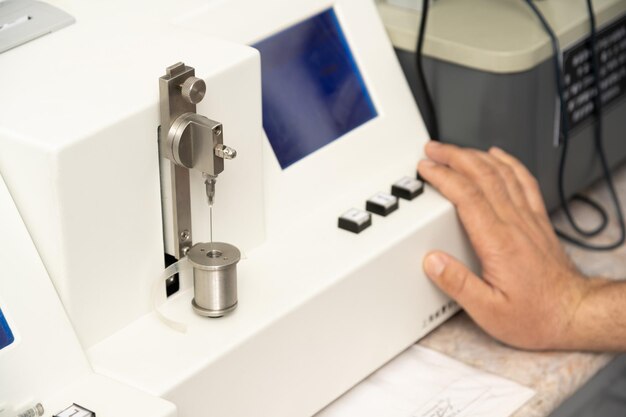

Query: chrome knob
left=215, top=144, right=237, bottom=160
left=181, top=76, right=206, bottom=104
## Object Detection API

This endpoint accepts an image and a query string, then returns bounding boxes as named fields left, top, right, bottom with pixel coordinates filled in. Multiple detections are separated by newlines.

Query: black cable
left=523, top=1, right=604, bottom=238
left=524, top=0, right=569, bottom=140
left=565, top=194, right=608, bottom=236
left=415, top=0, right=439, bottom=140
left=563, top=0, right=626, bottom=249
left=525, top=0, right=626, bottom=251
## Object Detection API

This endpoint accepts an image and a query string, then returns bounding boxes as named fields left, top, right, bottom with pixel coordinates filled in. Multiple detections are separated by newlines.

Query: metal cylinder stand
left=187, top=242, right=240, bottom=318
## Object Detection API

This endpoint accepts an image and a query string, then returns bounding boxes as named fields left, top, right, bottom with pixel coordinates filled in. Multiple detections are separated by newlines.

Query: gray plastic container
left=396, top=49, right=626, bottom=211
left=377, top=0, right=626, bottom=212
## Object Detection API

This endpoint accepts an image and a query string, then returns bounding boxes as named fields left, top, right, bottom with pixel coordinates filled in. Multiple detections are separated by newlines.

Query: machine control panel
left=338, top=176, right=425, bottom=233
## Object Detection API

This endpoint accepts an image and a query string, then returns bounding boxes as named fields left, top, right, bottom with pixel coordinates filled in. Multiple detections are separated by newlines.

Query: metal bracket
left=159, top=63, right=196, bottom=258
left=158, top=62, right=236, bottom=259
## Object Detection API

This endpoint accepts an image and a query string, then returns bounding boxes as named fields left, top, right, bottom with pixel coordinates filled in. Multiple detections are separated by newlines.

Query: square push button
left=338, top=208, right=372, bottom=233
left=392, top=176, right=424, bottom=200
left=366, top=192, right=399, bottom=216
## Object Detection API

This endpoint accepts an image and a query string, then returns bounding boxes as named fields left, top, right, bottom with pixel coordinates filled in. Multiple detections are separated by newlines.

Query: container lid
left=377, top=0, right=626, bottom=73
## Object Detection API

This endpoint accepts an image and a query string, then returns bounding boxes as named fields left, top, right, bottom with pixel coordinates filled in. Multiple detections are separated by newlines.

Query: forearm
left=563, top=278, right=626, bottom=351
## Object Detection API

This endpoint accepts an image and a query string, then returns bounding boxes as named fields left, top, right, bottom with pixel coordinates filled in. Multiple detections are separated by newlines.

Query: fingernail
left=419, top=159, right=437, bottom=169
left=425, top=141, right=442, bottom=150
left=424, top=253, right=447, bottom=278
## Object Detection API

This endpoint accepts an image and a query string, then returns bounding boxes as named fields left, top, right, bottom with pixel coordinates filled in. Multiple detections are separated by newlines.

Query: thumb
left=423, top=251, right=493, bottom=311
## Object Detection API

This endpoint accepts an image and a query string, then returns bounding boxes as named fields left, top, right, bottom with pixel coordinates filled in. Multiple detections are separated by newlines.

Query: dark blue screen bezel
left=253, top=8, right=377, bottom=169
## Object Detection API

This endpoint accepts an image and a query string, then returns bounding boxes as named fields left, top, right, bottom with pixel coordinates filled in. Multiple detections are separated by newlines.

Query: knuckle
left=449, top=267, right=471, bottom=298
left=519, top=210, right=541, bottom=229
left=463, top=183, right=484, bottom=203
left=454, top=149, right=479, bottom=167
left=475, top=160, right=499, bottom=180
left=500, top=166, right=523, bottom=194
left=523, top=175, right=541, bottom=195
left=528, top=176, right=540, bottom=190
left=500, top=164, right=516, bottom=180
left=500, top=148, right=523, bottom=166
left=509, top=153, right=525, bottom=166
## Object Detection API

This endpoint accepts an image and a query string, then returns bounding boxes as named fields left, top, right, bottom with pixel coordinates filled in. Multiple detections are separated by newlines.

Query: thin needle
left=209, top=205, right=213, bottom=243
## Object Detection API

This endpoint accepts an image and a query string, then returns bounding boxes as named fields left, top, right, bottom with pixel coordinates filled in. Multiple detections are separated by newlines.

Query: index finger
left=418, top=159, right=503, bottom=245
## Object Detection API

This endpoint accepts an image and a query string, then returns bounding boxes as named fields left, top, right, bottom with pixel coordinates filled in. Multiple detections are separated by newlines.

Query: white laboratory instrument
left=0, top=0, right=476, bottom=416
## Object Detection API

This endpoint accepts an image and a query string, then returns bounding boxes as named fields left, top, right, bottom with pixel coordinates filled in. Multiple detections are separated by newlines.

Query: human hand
left=418, top=141, right=592, bottom=350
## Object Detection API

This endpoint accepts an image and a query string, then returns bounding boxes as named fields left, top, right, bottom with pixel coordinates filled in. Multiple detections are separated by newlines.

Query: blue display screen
left=253, top=9, right=377, bottom=169
left=0, top=308, right=15, bottom=350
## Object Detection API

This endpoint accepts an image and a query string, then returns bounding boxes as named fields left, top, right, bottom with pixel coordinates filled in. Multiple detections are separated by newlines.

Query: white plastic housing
left=0, top=17, right=264, bottom=348
left=0, top=0, right=477, bottom=416
left=0, top=174, right=176, bottom=417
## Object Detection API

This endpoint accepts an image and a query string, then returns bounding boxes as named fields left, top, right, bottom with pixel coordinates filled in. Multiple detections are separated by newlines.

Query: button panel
left=391, top=176, right=424, bottom=200
left=338, top=208, right=372, bottom=234
left=337, top=173, right=424, bottom=233
left=366, top=192, right=399, bottom=216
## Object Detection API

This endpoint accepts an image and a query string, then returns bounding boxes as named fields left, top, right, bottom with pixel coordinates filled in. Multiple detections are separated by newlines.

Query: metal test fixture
left=158, top=62, right=240, bottom=317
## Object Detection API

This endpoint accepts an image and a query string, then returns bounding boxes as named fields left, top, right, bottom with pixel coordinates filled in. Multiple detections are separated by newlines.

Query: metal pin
left=203, top=173, right=217, bottom=243
left=17, top=404, right=44, bottom=417
left=204, top=174, right=216, bottom=207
